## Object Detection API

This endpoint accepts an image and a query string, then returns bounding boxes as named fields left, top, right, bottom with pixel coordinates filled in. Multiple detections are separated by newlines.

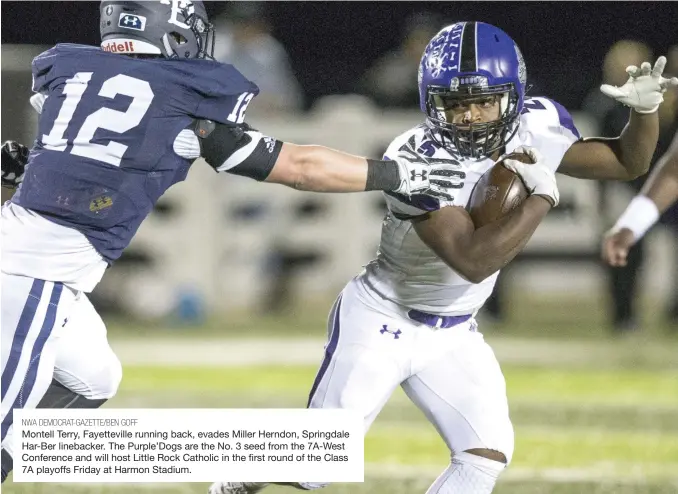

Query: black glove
left=1, top=140, right=29, bottom=189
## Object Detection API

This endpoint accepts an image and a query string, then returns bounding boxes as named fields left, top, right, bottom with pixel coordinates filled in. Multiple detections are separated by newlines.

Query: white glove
left=392, top=136, right=465, bottom=200
left=501, top=146, right=559, bottom=207
left=600, top=56, right=678, bottom=114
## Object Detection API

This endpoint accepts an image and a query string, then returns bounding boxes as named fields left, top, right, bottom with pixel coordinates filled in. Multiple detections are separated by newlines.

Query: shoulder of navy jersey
left=177, top=60, right=260, bottom=124
left=31, top=44, right=96, bottom=92
left=32, top=45, right=259, bottom=126
left=521, top=96, right=581, bottom=140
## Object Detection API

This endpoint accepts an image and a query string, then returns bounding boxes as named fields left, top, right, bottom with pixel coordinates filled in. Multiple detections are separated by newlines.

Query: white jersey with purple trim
left=358, top=96, right=581, bottom=315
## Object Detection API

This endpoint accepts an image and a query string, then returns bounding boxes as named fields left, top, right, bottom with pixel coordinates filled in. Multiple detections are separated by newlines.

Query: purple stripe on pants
left=307, top=296, right=343, bottom=407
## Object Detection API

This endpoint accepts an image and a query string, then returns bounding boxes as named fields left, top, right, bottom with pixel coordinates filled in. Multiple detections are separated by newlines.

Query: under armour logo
left=118, top=13, right=146, bottom=31
left=379, top=325, right=402, bottom=339
left=410, top=170, right=427, bottom=181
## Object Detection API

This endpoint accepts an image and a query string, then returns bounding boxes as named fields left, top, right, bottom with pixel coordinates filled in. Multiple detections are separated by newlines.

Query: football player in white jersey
left=211, top=21, right=678, bottom=494
left=602, top=129, right=678, bottom=266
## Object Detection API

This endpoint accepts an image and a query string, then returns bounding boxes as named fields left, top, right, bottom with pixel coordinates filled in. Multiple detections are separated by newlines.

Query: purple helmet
left=418, top=22, right=527, bottom=158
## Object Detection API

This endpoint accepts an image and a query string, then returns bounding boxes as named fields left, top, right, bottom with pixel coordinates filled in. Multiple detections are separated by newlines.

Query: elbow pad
left=194, top=120, right=282, bottom=181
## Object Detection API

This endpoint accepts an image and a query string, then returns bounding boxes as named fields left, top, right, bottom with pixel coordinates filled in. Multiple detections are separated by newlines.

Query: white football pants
left=1, top=273, right=121, bottom=456
left=307, top=277, right=514, bottom=462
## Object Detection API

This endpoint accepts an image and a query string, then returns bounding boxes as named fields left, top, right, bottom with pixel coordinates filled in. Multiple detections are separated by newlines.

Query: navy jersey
left=13, top=44, right=259, bottom=262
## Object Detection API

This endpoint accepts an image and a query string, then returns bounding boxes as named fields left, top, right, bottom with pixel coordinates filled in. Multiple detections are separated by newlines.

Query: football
left=467, top=152, right=532, bottom=228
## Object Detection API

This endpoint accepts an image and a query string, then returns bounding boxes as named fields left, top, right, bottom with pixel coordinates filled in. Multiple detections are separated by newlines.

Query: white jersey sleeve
left=515, top=97, right=581, bottom=172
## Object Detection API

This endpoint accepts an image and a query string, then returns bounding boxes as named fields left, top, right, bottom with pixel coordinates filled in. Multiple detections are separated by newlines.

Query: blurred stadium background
left=2, top=2, right=677, bottom=493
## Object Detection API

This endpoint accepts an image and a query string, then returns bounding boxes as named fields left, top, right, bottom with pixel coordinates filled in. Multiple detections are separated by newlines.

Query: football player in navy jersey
left=0, top=0, right=461, bottom=483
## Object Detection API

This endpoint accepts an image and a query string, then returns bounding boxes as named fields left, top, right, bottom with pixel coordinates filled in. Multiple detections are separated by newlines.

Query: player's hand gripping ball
left=467, top=151, right=532, bottom=228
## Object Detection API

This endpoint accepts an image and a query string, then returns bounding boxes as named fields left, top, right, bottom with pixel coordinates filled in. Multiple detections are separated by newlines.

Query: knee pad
left=92, top=354, right=122, bottom=400
left=476, top=417, right=514, bottom=466
left=54, top=352, right=122, bottom=400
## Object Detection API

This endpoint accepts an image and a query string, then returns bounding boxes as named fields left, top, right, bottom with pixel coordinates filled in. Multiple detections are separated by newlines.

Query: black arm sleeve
left=366, top=159, right=401, bottom=191
left=196, top=120, right=283, bottom=182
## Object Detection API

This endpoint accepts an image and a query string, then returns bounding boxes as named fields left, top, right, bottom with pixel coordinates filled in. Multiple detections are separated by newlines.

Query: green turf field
left=4, top=296, right=678, bottom=494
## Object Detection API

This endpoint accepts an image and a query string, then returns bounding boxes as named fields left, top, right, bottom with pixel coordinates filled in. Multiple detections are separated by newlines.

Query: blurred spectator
left=599, top=45, right=678, bottom=332
left=581, top=40, right=653, bottom=125
left=358, top=12, right=440, bottom=108
left=212, top=2, right=304, bottom=114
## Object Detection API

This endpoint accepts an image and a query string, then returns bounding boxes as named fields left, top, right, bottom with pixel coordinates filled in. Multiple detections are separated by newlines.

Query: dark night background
left=2, top=1, right=677, bottom=111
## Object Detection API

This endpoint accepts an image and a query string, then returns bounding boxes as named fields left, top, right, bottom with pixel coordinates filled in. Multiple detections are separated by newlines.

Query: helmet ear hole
left=170, top=32, right=188, bottom=45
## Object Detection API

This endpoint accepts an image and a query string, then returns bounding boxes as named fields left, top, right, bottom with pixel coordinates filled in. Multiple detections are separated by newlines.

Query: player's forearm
left=414, top=196, right=551, bottom=283
left=615, top=110, right=659, bottom=179
left=639, top=140, right=678, bottom=213
left=269, top=144, right=399, bottom=193
left=287, top=145, right=370, bottom=192
left=612, top=152, right=678, bottom=242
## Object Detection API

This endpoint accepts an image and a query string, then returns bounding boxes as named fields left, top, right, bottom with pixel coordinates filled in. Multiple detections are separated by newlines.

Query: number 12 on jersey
left=227, top=92, right=254, bottom=124
left=41, top=71, right=154, bottom=167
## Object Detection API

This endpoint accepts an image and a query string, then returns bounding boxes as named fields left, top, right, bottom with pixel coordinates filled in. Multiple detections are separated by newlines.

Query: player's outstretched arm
left=602, top=131, right=678, bottom=266
left=197, top=122, right=461, bottom=198
left=265, top=142, right=395, bottom=193
left=558, top=56, right=678, bottom=181
left=413, top=148, right=558, bottom=283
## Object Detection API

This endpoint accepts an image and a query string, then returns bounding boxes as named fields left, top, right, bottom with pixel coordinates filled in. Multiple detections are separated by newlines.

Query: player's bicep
left=558, top=138, right=632, bottom=180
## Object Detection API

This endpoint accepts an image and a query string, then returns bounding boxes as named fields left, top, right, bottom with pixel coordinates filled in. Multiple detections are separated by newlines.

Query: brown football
left=467, top=152, right=532, bottom=228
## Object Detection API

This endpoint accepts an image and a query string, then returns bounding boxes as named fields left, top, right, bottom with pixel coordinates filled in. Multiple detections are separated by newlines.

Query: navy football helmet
left=418, top=22, right=527, bottom=158
left=100, top=0, right=214, bottom=59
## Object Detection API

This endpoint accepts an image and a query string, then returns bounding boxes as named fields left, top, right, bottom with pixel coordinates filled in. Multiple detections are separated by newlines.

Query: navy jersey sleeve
left=32, top=44, right=101, bottom=93
left=184, top=61, right=260, bottom=125
left=31, top=46, right=60, bottom=92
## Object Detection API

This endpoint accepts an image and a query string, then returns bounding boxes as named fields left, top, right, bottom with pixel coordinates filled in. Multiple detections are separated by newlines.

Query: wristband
left=612, top=195, right=660, bottom=240
left=365, top=159, right=400, bottom=191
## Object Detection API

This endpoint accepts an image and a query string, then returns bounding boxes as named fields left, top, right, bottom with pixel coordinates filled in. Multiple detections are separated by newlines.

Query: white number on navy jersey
left=42, top=72, right=93, bottom=152
left=226, top=92, right=255, bottom=124
left=41, top=72, right=155, bottom=167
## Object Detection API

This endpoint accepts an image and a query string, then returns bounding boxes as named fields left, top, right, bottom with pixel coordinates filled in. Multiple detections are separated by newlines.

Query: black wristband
left=366, top=159, right=400, bottom=191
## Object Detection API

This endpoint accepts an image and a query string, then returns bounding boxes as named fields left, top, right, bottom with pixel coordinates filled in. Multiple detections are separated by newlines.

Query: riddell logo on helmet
left=102, top=41, right=135, bottom=53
